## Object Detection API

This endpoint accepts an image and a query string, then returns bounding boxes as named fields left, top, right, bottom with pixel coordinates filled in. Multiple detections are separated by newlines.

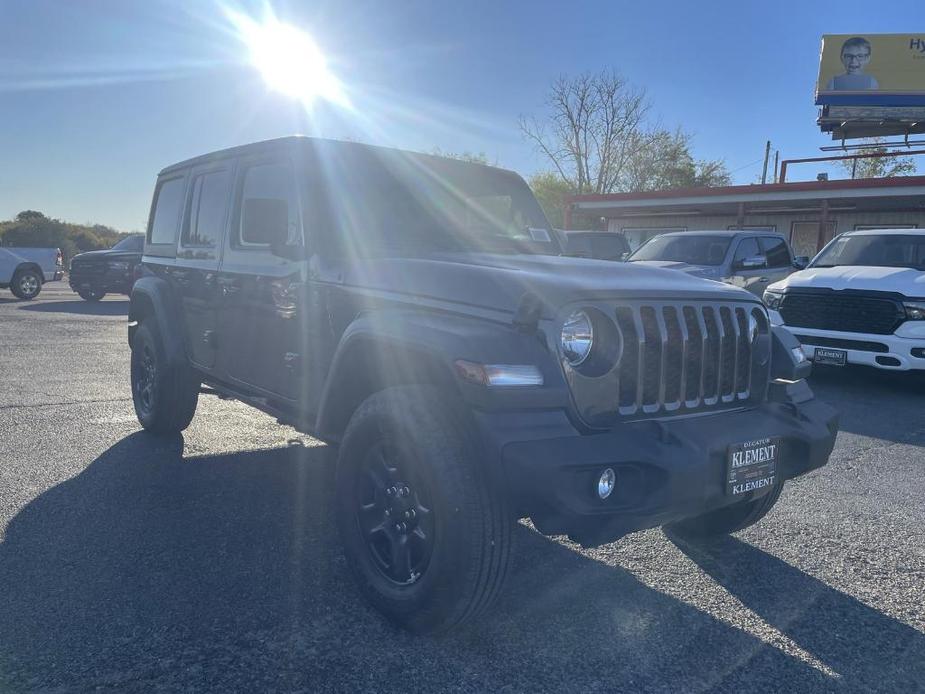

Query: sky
left=0, top=0, right=921, bottom=231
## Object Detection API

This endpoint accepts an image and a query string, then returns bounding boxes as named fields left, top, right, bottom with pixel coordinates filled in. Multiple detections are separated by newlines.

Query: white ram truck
left=0, top=246, right=64, bottom=299
left=764, top=228, right=925, bottom=372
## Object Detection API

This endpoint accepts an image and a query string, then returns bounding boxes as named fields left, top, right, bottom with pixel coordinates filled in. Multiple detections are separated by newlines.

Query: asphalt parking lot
left=1, top=284, right=924, bottom=693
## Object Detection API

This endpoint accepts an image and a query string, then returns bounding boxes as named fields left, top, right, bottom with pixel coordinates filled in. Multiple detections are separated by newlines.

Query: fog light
left=597, top=468, right=616, bottom=500
left=791, top=346, right=807, bottom=364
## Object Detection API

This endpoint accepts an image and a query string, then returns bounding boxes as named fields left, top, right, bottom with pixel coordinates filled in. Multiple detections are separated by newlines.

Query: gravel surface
left=1, top=285, right=923, bottom=693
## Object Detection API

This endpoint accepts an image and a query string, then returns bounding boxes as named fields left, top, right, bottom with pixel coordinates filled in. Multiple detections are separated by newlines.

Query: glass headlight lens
left=903, top=301, right=925, bottom=320
left=108, top=261, right=130, bottom=271
left=561, top=310, right=593, bottom=366
left=763, top=290, right=783, bottom=310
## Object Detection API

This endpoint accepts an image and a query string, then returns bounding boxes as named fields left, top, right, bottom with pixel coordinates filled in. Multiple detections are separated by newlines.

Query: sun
left=229, top=11, right=347, bottom=107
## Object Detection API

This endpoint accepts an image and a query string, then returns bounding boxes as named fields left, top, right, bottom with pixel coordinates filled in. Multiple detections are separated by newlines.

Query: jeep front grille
left=565, top=301, right=771, bottom=425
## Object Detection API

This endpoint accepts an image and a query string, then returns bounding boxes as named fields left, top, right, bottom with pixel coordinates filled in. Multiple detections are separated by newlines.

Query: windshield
left=629, top=235, right=732, bottom=266
left=812, top=234, right=925, bottom=270
left=314, top=149, right=558, bottom=257
left=111, top=235, right=143, bottom=252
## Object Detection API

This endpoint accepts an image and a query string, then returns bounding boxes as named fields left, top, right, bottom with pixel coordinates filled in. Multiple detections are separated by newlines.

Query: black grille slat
left=640, top=307, right=661, bottom=407
left=735, top=309, right=751, bottom=395
left=662, top=307, right=683, bottom=407
left=701, top=307, right=720, bottom=403
left=615, top=307, right=639, bottom=409
left=780, top=293, right=903, bottom=335
left=719, top=307, right=736, bottom=401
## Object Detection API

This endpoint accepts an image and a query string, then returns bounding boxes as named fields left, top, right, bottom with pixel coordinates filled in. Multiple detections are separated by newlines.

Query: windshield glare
left=812, top=234, right=925, bottom=270
left=629, top=235, right=731, bottom=266
left=317, top=150, right=558, bottom=257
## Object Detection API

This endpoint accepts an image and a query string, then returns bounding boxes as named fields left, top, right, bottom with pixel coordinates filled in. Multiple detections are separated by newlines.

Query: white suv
left=764, top=229, right=925, bottom=372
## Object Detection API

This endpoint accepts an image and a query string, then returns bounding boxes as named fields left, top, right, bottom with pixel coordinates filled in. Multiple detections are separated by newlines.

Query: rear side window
left=183, top=169, right=232, bottom=249
left=761, top=237, right=791, bottom=268
left=590, top=234, right=629, bottom=260
left=149, top=176, right=186, bottom=245
left=237, top=162, right=300, bottom=246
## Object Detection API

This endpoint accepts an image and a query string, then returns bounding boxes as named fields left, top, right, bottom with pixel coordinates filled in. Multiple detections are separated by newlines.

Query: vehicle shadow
left=669, top=533, right=925, bottom=693
left=809, top=365, right=925, bottom=443
left=18, top=299, right=129, bottom=316
left=0, top=432, right=907, bottom=692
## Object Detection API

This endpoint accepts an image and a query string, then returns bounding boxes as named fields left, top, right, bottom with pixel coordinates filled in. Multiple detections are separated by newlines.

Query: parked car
left=69, top=234, right=144, bottom=301
left=628, top=230, right=807, bottom=297
left=559, top=230, right=630, bottom=261
left=765, top=228, right=925, bottom=372
left=0, top=245, right=63, bottom=299
left=129, top=136, right=837, bottom=633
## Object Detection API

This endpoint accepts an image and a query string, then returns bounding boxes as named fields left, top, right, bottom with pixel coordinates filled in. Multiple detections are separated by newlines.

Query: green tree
left=528, top=172, right=576, bottom=228
left=0, top=211, right=130, bottom=263
left=838, top=138, right=917, bottom=179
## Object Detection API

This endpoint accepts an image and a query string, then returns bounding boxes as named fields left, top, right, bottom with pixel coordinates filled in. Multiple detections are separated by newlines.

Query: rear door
left=760, top=236, right=794, bottom=288
left=175, top=162, right=234, bottom=371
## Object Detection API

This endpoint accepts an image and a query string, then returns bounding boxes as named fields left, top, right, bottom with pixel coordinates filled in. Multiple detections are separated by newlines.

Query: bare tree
left=519, top=71, right=655, bottom=195
left=520, top=71, right=728, bottom=195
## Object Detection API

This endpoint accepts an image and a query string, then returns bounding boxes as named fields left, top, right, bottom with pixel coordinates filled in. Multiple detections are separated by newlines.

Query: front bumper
left=481, top=383, right=838, bottom=547
left=69, top=269, right=133, bottom=294
left=769, top=308, right=925, bottom=371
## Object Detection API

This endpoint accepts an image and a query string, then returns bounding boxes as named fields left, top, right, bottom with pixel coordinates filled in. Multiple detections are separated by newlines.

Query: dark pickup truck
left=69, top=234, right=144, bottom=301
left=128, top=136, right=838, bottom=633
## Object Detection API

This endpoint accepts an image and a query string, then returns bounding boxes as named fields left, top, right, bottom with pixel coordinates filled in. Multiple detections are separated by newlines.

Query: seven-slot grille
left=779, top=292, right=903, bottom=335
left=610, top=302, right=768, bottom=417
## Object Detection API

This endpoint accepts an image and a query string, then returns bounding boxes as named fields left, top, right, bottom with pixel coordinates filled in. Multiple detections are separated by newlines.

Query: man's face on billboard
left=841, top=45, right=870, bottom=73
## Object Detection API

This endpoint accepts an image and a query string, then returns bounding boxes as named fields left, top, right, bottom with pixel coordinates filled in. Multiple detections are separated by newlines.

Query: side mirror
left=793, top=256, right=809, bottom=270
left=738, top=255, right=767, bottom=270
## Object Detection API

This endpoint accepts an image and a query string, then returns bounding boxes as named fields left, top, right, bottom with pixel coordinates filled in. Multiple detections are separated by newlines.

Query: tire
left=130, top=321, right=200, bottom=434
left=78, top=288, right=105, bottom=302
left=10, top=268, right=42, bottom=300
left=666, top=483, right=784, bottom=540
left=335, top=386, right=513, bottom=634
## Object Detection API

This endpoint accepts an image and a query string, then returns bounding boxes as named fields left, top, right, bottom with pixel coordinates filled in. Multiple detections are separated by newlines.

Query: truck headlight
left=903, top=301, right=925, bottom=320
left=763, top=290, right=783, bottom=310
left=561, top=310, right=593, bottom=366
left=108, top=261, right=130, bottom=272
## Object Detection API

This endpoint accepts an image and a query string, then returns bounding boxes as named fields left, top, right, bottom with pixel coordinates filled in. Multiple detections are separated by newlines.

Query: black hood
left=343, top=254, right=756, bottom=317
left=71, top=249, right=141, bottom=263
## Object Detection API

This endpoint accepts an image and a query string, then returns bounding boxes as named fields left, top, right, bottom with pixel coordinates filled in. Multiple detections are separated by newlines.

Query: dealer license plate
left=726, top=437, right=780, bottom=496
left=812, top=347, right=847, bottom=366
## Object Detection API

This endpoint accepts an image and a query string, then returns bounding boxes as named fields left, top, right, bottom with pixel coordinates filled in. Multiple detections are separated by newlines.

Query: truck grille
left=69, top=261, right=107, bottom=281
left=779, top=292, right=903, bottom=335
left=615, top=303, right=770, bottom=416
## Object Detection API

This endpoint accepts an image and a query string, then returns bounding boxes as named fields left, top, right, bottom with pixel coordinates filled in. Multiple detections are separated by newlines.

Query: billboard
left=816, top=34, right=925, bottom=106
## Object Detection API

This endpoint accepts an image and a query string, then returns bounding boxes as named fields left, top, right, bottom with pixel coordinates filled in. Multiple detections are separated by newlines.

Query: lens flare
left=228, top=10, right=347, bottom=107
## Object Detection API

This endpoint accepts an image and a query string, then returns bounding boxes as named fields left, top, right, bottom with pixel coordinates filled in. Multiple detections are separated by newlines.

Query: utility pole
left=772, top=150, right=780, bottom=183
left=761, top=140, right=771, bottom=184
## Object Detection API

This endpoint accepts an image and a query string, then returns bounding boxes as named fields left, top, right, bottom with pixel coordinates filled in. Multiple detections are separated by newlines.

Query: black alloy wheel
left=355, top=440, right=435, bottom=585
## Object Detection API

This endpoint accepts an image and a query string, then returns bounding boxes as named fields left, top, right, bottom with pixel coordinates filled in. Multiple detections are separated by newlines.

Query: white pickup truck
left=0, top=246, right=64, bottom=299
left=764, top=228, right=925, bottom=372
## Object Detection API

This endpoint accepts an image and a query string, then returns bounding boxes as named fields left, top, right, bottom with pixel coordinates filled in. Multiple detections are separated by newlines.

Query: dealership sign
left=816, top=34, right=925, bottom=106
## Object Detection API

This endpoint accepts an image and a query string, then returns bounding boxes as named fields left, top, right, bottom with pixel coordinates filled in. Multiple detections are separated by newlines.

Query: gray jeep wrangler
left=129, top=136, right=838, bottom=633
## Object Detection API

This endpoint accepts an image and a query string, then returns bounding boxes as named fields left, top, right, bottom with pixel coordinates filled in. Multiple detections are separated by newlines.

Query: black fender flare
left=314, top=309, right=567, bottom=441
left=128, top=275, right=187, bottom=368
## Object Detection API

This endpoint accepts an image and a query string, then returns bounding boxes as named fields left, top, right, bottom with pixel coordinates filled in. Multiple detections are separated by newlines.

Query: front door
left=216, top=156, right=307, bottom=403
left=729, top=237, right=770, bottom=296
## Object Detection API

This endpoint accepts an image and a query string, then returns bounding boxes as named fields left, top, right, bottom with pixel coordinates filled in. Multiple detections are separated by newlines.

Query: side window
left=761, top=237, right=791, bottom=268
left=182, top=169, right=232, bottom=249
left=732, top=238, right=762, bottom=268
left=590, top=234, right=629, bottom=260
left=149, top=177, right=186, bottom=245
left=237, top=162, right=300, bottom=247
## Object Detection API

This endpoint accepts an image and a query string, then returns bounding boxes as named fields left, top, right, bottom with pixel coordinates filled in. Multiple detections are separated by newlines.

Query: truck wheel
left=130, top=321, right=199, bottom=434
left=335, top=386, right=513, bottom=633
left=78, top=288, right=105, bottom=302
left=11, top=268, right=42, bottom=300
left=666, top=483, right=784, bottom=540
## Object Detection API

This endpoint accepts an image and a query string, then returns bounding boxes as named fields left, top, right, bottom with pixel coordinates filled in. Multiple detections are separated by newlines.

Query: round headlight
left=561, top=310, right=593, bottom=366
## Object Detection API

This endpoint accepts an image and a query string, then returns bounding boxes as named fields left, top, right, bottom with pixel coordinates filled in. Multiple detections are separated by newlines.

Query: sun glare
left=229, top=11, right=347, bottom=107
